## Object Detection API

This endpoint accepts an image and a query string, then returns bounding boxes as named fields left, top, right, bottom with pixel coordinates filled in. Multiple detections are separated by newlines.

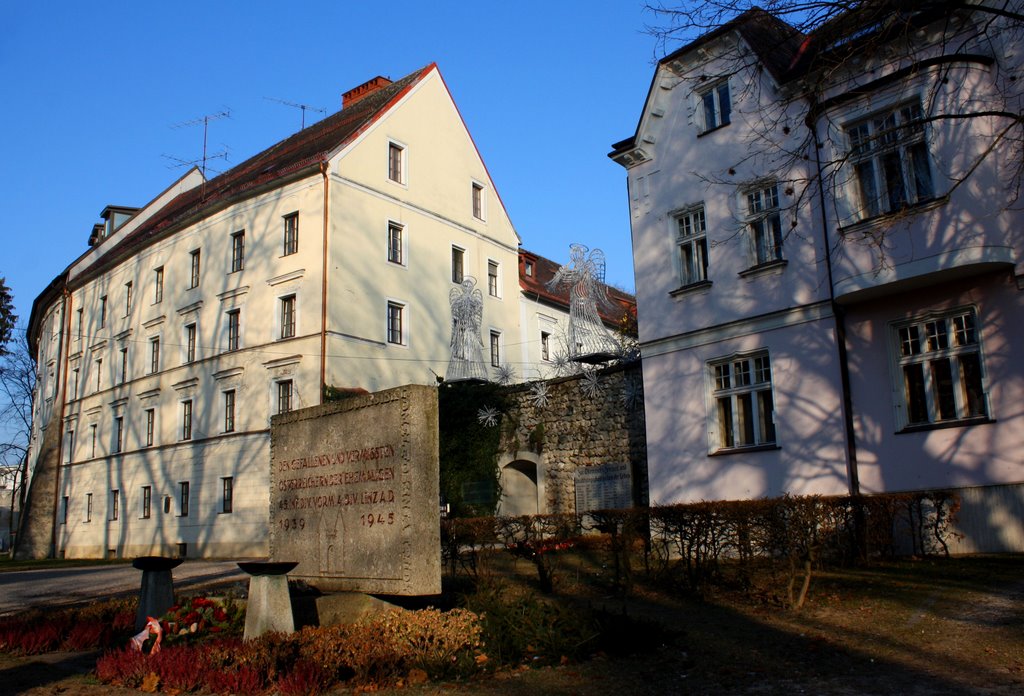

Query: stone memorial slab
left=574, top=462, right=633, bottom=512
left=270, top=385, right=440, bottom=595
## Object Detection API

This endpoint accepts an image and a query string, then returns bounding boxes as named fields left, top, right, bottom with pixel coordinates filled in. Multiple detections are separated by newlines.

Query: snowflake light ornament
left=580, top=370, right=601, bottom=399
left=477, top=406, right=500, bottom=428
left=496, top=363, right=516, bottom=386
left=529, top=382, right=550, bottom=409
left=622, top=377, right=642, bottom=411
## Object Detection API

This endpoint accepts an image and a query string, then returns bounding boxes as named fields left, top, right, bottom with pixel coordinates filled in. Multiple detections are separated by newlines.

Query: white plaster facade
left=613, top=3, right=1024, bottom=551
left=25, top=65, right=534, bottom=559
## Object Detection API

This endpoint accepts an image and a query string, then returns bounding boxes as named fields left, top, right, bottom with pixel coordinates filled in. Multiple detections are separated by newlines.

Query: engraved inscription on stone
left=269, top=385, right=440, bottom=595
left=574, top=462, right=633, bottom=512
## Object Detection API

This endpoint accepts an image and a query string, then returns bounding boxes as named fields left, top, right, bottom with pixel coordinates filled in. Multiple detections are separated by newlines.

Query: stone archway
left=497, top=451, right=546, bottom=516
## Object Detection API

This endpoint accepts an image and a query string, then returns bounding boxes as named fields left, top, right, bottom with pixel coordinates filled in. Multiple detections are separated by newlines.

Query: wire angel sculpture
left=546, top=244, right=620, bottom=362
left=446, top=276, right=490, bottom=382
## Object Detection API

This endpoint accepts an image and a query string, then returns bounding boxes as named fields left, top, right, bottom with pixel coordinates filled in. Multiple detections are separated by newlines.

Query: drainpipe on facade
left=320, top=161, right=330, bottom=404
left=48, top=287, right=72, bottom=557
left=809, top=108, right=860, bottom=497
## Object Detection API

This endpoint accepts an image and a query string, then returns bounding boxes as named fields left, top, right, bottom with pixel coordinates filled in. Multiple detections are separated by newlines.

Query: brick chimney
left=342, top=76, right=392, bottom=109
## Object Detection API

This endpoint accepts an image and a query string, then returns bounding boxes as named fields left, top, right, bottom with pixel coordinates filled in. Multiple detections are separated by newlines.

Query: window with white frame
left=472, top=182, right=485, bottom=220
left=149, top=337, right=160, bottom=374
left=94, top=357, right=102, bottom=392
left=124, top=281, right=133, bottom=316
left=114, top=416, right=124, bottom=453
left=141, top=485, right=152, bottom=519
left=699, top=80, right=731, bottom=133
left=387, top=301, right=405, bottom=345
left=387, top=221, right=404, bottom=265
left=154, top=267, right=164, bottom=304
left=231, top=231, right=245, bottom=272
left=100, top=296, right=107, bottom=327
left=892, top=309, right=988, bottom=428
left=72, top=367, right=79, bottom=399
left=489, top=330, right=501, bottom=367
left=487, top=261, right=499, bottom=297
left=185, top=323, right=196, bottom=363
left=283, top=213, right=298, bottom=256
left=847, top=102, right=934, bottom=220
left=541, top=331, right=551, bottom=361
left=119, top=347, right=128, bottom=384
left=277, top=380, right=293, bottom=414
left=674, top=205, right=709, bottom=287
left=451, top=246, right=465, bottom=284
left=189, top=249, right=201, bottom=289
left=279, top=295, right=296, bottom=339
left=181, top=400, right=193, bottom=441
left=744, top=183, right=784, bottom=266
left=224, top=390, right=235, bottom=432
left=145, top=408, right=155, bottom=447
left=388, top=141, right=405, bottom=184
left=226, top=309, right=240, bottom=352
left=709, top=352, right=776, bottom=451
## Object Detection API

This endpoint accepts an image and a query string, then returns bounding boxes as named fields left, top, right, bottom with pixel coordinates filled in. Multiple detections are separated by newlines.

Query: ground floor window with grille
left=892, top=309, right=988, bottom=429
left=709, top=351, right=776, bottom=451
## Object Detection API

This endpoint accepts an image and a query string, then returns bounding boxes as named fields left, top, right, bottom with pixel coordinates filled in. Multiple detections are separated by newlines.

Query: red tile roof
left=518, top=249, right=636, bottom=330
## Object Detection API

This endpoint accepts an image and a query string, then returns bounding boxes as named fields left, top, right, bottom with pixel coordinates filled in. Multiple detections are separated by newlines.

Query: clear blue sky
left=0, top=1, right=669, bottom=338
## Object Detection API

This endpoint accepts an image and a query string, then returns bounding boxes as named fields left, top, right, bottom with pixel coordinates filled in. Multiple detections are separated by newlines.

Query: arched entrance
left=497, top=451, right=545, bottom=516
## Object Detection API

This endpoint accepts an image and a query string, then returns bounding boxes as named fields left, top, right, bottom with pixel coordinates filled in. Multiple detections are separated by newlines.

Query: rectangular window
left=227, top=310, right=240, bottom=352
left=488, top=261, right=499, bottom=297
left=277, top=380, right=293, bottom=414
left=154, top=267, right=164, bottom=304
left=141, top=486, right=151, bottom=519
left=145, top=409, right=155, bottom=447
left=95, top=358, right=102, bottom=392
left=110, top=489, right=120, bottom=521
left=62, top=496, right=69, bottom=524
left=222, top=477, right=233, bottom=514
left=541, top=331, right=551, bottom=361
left=387, top=222, right=404, bottom=265
left=179, top=481, right=189, bottom=517
left=675, top=206, right=709, bottom=286
left=490, top=331, right=501, bottom=367
left=76, top=308, right=83, bottom=341
left=86, top=493, right=92, bottom=523
left=710, top=352, right=776, bottom=451
left=472, top=182, right=485, bottom=220
left=124, top=281, right=133, bottom=316
left=90, top=424, right=97, bottom=458
left=700, top=81, right=731, bottom=132
left=181, top=400, right=193, bottom=441
left=280, top=295, right=296, bottom=339
left=386, top=302, right=404, bottom=345
left=224, top=390, right=236, bottom=433
left=119, top=347, right=128, bottom=384
left=388, top=142, right=404, bottom=183
left=283, top=213, right=298, bottom=256
left=149, top=337, right=160, bottom=374
left=100, top=296, right=107, bottom=328
left=231, top=231, right=245, bottom=272
left=72, top=368, right=79, bottom=399
left=185, top=324, right=197, bottom=363
left=745, top=184, right=784, bottom=266
left=893, top=309, right=988, bottom=428
left=113, top=416, right=124, bottom=453
left=189, top=249, right=201, bottom=289
left=64, top=429, right=74, bottom=464
left=451, top=246, right=465, bottom=284
left=847, top=102, right=934, bottom=219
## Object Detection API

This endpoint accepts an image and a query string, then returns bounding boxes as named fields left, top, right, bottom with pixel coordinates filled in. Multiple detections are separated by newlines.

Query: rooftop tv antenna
left=164, top=109, right=232, bottom=199
left=264, top=97, right=326, bottom=130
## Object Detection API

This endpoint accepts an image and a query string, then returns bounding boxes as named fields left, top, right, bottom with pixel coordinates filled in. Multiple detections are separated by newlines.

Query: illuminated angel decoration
left=446, top=277, right=490, bottom=382
left=547, top=244, right=619, bottom=362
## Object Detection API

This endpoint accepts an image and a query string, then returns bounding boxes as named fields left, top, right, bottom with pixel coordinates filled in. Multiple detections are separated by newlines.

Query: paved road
left=0, top=561, right=249, bottom=616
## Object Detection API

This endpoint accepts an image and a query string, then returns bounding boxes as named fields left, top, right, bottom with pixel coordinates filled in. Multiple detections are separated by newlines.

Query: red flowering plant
left=158, top=594, right=244, bottom=644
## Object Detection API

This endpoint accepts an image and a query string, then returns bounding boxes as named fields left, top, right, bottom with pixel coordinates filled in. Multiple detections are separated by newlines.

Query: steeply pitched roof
left=75, top=64, right=436, bottom=286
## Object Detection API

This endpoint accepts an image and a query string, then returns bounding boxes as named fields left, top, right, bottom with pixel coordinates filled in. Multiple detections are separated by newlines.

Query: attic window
left=699, top=80, right=731, bottom=133
left=525, top=261, right=534, bottom=277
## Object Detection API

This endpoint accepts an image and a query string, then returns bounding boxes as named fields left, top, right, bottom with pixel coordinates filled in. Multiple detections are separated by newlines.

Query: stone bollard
left=132, top=556, right=184, bottom=632
left=238, top=561, right=298, bottom=640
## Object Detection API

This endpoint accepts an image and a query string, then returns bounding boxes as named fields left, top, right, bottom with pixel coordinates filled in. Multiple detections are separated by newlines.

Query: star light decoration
left=529, top=381, right=550, bottom=409
left=477, top=405, right=500, bottom=428
left=495, top=363, right=516, bottom=386
left=580, top=370, right=601, bottom=399
left=622, top=376, right=642, bottom=411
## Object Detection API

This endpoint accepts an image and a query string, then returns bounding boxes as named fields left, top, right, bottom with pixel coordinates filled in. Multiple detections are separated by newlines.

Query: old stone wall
left=501, top=362, right=646, bottom=515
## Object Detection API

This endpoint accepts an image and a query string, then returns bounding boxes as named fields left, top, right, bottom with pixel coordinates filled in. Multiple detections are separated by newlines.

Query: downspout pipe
left=808, top=106, right=860, bottom=496
left=320, top=161, right=329, bottom=403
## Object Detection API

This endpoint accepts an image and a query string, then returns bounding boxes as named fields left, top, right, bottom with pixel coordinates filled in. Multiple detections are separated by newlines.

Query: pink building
left=611, top=2, right=1024, bottom=552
